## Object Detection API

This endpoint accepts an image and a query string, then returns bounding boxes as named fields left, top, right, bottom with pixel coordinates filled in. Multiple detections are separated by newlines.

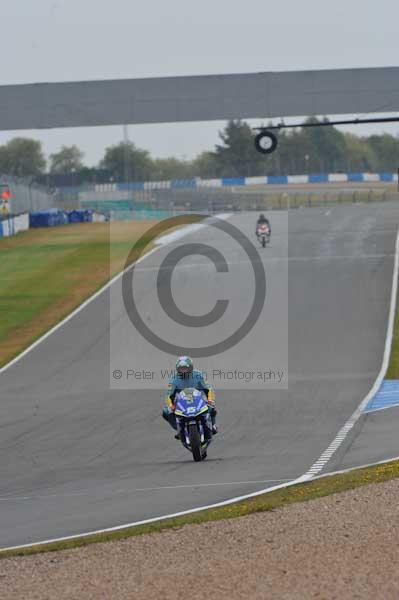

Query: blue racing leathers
left=162, top=370, right=216, bottom=430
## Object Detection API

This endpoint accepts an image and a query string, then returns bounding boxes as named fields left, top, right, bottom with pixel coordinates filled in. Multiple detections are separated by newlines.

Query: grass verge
left=0, top=221, right=156, bottom=366
left=386, top=290, right=399, bottom=378
left=1, top=458, right=399, bottom=558
left=2, top=211, right=399, bottom=558
left=0, top=214, right=205, bottom=367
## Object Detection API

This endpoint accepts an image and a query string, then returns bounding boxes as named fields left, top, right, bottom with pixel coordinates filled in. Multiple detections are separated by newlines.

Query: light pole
left=123, top=124, right=130, bottom=186
left=28, top=177, right=35, bottom=212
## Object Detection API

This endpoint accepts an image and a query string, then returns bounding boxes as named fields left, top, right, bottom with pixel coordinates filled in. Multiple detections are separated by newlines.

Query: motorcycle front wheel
left=188, top=423, right=202, bottom=462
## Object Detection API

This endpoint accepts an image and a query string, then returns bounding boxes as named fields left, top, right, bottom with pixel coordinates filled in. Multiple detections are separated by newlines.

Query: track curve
left=0, top=203, right=398, bottom=548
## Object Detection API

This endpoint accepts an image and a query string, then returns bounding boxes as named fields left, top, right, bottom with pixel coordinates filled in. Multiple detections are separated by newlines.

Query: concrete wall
left=0, top=67, right=398, bottom=130
left=0, top=213, right=29, bottom=237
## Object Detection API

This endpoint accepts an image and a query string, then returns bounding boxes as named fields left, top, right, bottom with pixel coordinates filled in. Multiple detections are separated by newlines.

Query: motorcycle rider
left=162, top=356, right=218, bottom=439
left=256, top=213, right=271, bottom=237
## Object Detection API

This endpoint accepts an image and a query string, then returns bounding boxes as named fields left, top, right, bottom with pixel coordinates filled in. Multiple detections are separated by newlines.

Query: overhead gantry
left=0, top=67, right=398, bottom=153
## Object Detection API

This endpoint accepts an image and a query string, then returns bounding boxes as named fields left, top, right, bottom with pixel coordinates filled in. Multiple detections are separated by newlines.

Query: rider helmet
left=176, top=356, right=194, bottom=376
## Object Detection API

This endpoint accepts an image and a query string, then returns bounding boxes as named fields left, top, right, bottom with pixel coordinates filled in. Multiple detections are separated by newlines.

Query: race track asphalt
left=0, top=202, right=398, bottom=548
left=333, top=406, right=399, bottom=471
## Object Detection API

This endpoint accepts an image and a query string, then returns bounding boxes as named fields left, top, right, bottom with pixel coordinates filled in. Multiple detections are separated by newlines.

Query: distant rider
left=256, top=213, right=271, bottom=237
left=162, top=356, right=218, bottom=439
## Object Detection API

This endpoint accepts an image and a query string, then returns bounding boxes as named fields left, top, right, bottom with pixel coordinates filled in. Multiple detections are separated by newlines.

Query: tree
left=367, top=134, right=399, bottom=172
left=99, top=141, right=153, bottom=182
left=269, top=129, right=312, bottom=175
left=214, top=120, right=266, bottom=177
left=343, top=134, right=377, bottom=171
left=192, top=151, right=220, bottom=178
left=151, top=157, right=196, bottom=180
left=49, top=145, right=84, bottom=174
left=299, top=117, right=347, bottom=172
left=0, top=137, right=46, bottom=177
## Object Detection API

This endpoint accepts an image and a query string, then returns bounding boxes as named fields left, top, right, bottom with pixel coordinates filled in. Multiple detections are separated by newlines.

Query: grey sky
left=1, top=0, right=398, bottom=167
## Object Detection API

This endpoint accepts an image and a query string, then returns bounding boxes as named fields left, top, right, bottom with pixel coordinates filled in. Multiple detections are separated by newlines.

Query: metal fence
left=0, top=175, right=57, bottom=213
left=149, top=187, right=399, bottom=212
left=75, top=186, right=399, bottom=219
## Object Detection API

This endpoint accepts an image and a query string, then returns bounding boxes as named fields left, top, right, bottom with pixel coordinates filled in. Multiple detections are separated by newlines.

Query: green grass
left=2, top=210, right=399, bottom=557
left=386, top=296, right=399, bottom=379
left=0, top=222, right=156, bottom=366
left=1, top=458, right=399, bottom=558
left=384, top=229, right=399, bottom=378
left=0, top=214, right=204, bottom=366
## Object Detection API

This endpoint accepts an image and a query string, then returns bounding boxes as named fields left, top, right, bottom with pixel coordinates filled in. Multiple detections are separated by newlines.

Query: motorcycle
left=174, top=388, right=212, bottom=462
left=256, top=223, right=271, bottom=248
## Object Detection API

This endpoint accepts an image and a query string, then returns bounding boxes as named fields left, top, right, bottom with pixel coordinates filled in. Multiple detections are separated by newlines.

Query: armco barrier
left=0, top=218, right=11, bottom=237
left=90, top=172, right=398, bottom=193
left=13, top=213, right=29, bottom=234
left=54, top=172, right=399, bottom=200
left=92, top=212, right=107, bottom=223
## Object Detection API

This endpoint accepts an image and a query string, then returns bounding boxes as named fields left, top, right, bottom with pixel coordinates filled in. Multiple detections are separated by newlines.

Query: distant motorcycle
left=174, top=388, right=212, bottom=462
left=256, top=223, right=271, bottom=248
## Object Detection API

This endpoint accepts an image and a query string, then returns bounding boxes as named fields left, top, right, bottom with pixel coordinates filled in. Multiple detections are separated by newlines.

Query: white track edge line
left=314, top=453, right=399, bottom=480
left=0, top=215, right=231, bottom=376
left=3, top=453, right=399, bottom=553
left=301, top=229, right=399, bottom=479
left=0, top=477, right=302, bottom=552
left=2, top=220, right=398, bottom=552
left=0, top=245, right=158, bottom=375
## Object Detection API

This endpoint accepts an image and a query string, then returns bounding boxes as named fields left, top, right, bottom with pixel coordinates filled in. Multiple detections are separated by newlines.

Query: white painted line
left=0, top=245, right=156, bottom=375
left=1, top=216, right=397, bottom=553
left=0, top=479, right=294, bottom=503
left=123, top=478, right=293, bottom=491
left=130, top=254, right=395, bottom=273
left=0, top=215, right=231, bottom=376
left=156, top=213, right=232, bottom=246
left=156, top=223, right=206, bottom=246
left=3, top=453, right=399, bottom=553
left=301, top=229, right=399, bottom=479
left=319, top=454, right=399, bottom=478
left=0, top=477, right=306, bottom=552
